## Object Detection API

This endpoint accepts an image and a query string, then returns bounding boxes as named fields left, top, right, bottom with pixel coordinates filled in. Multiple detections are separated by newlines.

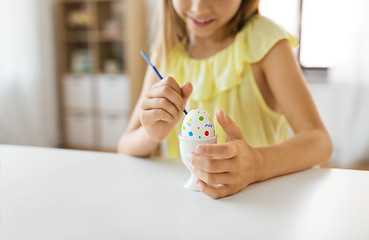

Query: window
left=260, top=0, right=339, bottom=69
left=259, top=0, right=300, bottom=39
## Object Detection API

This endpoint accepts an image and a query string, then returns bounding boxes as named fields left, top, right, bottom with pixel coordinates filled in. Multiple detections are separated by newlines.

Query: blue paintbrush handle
left=140, top=51, right=163, bottom=80
left=140, top=51, right=188, bottom=115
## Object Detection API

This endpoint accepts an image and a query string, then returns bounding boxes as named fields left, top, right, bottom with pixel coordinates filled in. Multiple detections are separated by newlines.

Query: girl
left=118, top=0, right=333, bottom=199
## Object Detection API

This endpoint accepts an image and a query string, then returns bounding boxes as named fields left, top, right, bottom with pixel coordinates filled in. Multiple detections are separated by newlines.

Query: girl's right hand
left=140, top=77, right=193, bottom=142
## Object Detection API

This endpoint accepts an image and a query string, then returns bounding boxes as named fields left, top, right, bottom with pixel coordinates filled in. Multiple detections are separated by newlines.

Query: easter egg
left=181, top=108, right=215, bottom=139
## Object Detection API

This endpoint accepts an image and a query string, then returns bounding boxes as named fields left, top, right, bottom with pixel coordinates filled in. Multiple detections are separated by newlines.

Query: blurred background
left=0, top=0, right=368, bottom=170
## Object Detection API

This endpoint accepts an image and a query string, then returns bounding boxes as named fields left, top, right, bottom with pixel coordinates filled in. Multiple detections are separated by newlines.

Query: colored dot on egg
left=209, top=117, right=212, bottom=121
left=205, top=131, right=209, bottom=136
left=189, top=132, right=193, bottom=136
left=199, top=116, right=204, bottom=121
left=197, top=111, right=200, bottom=113
left=183, top=126, right=185, bottom=130
left=189, top=118, right=192, bottom=122
left=198, top=127, right=199, bottom=129
left=199, top=136, right=201, bottom=139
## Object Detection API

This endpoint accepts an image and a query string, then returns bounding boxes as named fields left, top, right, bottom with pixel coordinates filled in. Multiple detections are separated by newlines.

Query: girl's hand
left=189, top=109, right=264, bottom=199
left=140, top=77, right=192, bottom=142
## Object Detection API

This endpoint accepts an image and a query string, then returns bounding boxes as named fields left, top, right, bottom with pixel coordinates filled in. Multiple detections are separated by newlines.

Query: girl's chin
left=188, top=29, right=218, bottom=39
left=187, top=23, right=223, bottom=40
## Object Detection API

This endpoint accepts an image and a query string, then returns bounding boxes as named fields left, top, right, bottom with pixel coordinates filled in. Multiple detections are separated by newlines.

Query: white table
left=0, top=145, right=369, bottom=240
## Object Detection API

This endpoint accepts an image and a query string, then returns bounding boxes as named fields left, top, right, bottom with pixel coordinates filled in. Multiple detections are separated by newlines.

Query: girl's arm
left=257, top=39, right=333, bottom=181
left=117, top=67, right=161, bottom=157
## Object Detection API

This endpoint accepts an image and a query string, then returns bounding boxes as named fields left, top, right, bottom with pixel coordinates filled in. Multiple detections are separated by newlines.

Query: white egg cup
left=178, top=134, right=217, bottom=191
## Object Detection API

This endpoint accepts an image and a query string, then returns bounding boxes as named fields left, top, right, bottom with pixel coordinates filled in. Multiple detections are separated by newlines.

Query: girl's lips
left=189, top=16, right=215, bottom=27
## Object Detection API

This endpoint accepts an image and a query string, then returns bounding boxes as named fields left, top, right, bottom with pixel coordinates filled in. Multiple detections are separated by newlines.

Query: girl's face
left=172, top=0, right=242, bottom=40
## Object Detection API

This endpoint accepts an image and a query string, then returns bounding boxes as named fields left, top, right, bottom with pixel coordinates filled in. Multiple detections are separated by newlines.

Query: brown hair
left=152, top=0, right=260, bottom=71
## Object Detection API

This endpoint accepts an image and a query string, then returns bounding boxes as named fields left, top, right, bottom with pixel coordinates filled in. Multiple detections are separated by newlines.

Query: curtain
left=0, top=0, right=59, bottom=147
left=309, top=83, right=369, bottom=167
left=311, top=0, right=369, bottom=166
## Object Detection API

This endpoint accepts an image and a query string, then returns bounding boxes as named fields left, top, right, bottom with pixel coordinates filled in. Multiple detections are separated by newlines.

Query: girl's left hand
left=188, top=109, right=264, bottom=199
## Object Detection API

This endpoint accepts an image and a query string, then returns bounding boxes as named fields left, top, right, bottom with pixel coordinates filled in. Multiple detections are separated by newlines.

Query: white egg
left=181, top=108, right=215, bottom=139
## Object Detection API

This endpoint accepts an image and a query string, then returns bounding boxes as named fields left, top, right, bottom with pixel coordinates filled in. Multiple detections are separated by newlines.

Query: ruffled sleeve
left=235, top=15, right=298, bottom=71
left=168, top=14, right=298, bottom=101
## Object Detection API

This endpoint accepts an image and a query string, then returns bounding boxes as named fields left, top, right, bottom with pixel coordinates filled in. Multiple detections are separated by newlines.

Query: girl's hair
left=152, top=0, right=260, bottom=71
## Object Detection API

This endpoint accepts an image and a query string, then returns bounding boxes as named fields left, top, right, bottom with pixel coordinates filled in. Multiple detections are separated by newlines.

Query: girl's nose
left=191, top=0, right=211, bottom=14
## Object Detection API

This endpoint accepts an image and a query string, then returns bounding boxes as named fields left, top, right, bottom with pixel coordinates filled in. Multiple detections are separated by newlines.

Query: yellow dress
left=166, top=14, right=298, bottom=158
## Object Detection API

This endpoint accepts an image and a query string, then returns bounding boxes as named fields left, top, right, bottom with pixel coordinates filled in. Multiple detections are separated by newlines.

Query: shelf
left=61, top=1, right=94, bottom=31
left=64, top=42, right=94, bottom=73
left=62, top=0, right=123, bottom=2
left=57, top=0, right=146, bottom=151
left=97, top=41, right=125, bottom=72
left=64, top=30, right=90, bottom=42
left=98, top=31, right=124, bottom=42
left=96, top=1, right=124, bottom=31
left=63, top=30, right=124, bottom=43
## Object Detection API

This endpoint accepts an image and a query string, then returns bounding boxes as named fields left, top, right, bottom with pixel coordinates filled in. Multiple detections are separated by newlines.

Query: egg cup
left=178, top=134, right=218, bottom=191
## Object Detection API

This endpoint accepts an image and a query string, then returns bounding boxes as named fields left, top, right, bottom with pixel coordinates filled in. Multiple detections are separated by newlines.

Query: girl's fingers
left=197, top=179, right=233, bottom=199
left=153, top=76, right=182, bottom=95
left=196, top=142, right=238, bottom=159
left=180, top=82, right=193, bottom=102
left=141, top=98, right=180, bottom=119
left=148, top=85, right=184, bottom=112
left=140, top=109, right=173, bottom=124
left=192, top=167, right=234, bottom=185
left=189, top=152, right=235, bottom=173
